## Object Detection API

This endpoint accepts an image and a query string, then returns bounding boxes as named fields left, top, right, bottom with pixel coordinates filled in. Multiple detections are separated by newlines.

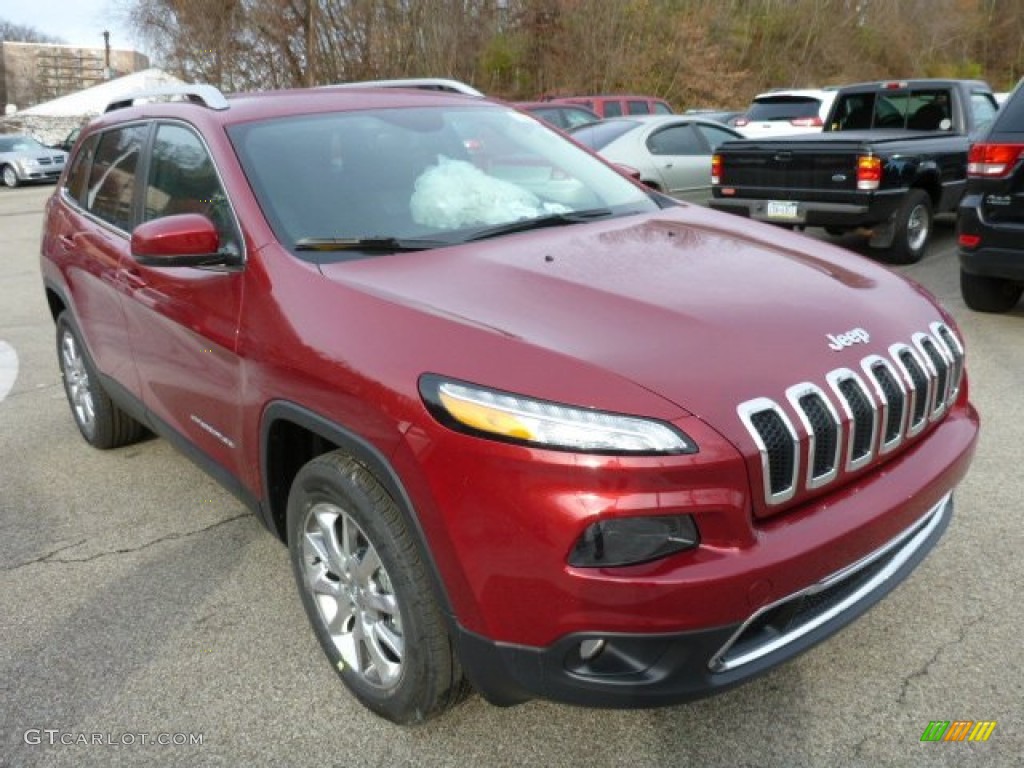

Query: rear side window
left=603, top=101, right=623, bottom=117
left=647, top=125, right=704, bottom=155
left=696, top=123, right=741, bottom=150
left=86, top=125, right=148, bottom=231
left=627, top=100, right=650, bottom=115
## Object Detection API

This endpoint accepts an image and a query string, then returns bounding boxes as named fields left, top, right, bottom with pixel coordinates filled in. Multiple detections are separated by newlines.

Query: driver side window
left=144, top=123, right=241, bottom=257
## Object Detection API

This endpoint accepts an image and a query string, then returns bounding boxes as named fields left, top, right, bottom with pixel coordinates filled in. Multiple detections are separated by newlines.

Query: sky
left=0, top=0, right=145, bottom=54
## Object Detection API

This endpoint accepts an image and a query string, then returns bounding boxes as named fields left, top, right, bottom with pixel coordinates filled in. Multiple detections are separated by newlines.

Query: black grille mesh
left=837, top=378, right=874, bottom=461
left=872, top=363, right=905, bottom=444
left=750, top=410, right=794, bottom=496
left=920, top=338, right=949, bottom=411
left=900, top=350, right=930, bottom=427
left=799, top=393, right=837, bottom=478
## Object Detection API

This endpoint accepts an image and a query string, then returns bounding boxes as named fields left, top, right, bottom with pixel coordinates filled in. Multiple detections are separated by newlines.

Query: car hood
left=319, top=206, right=952, bottom=443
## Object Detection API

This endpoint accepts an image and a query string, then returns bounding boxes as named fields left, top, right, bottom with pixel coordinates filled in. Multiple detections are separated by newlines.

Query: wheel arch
left=260, top=401, right=459, bottom=619
left=910, top=172, right=941, bottom=208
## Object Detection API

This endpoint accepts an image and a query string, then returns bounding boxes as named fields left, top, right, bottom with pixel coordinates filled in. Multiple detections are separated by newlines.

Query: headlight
left=419, top=375, right=696, bottom=454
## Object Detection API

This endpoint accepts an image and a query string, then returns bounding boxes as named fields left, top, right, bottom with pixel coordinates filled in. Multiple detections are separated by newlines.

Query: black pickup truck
left=709, top=80, right=1000, bottom=262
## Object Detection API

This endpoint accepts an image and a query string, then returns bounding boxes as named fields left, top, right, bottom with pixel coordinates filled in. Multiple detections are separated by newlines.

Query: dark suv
left=40, top=83, right=977, bottom=724
left=958, top=80, right=1024, bottom=312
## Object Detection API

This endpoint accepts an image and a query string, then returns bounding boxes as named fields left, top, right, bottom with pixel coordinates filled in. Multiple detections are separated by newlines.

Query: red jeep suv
left=40, top=83, right=978, bottom=724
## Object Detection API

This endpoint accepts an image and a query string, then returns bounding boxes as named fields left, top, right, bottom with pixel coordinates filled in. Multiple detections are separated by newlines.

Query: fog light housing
left=569, top=515, right=699, bottom=567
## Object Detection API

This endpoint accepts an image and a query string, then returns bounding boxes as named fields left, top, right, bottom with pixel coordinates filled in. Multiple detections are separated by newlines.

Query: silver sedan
left=570, top=115, right=744, bottom=204
left=0, top=135, right=68, bottom=188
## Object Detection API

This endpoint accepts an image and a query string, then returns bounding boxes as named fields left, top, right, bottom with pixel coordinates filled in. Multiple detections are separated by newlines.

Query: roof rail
left=323, top=78, right=484, bottom=97
left=105, top=84, right=229, bottom=113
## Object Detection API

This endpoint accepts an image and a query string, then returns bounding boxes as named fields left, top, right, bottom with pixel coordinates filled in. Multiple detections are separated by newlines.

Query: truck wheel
left=56, top=312, right=146, bottom=448
left=883, top=189, right=932, bottom=264
left=287, top=451, right=469, bottom=724
left=960, top=270, right=1023, bottom=313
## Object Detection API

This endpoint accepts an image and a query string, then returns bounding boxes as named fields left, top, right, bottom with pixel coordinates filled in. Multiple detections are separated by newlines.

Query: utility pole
left=103, top=30, right=112, bottom=79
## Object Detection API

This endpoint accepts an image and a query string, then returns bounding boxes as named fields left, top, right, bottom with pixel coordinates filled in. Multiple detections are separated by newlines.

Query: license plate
left=765, top=201, right=799, bottom=219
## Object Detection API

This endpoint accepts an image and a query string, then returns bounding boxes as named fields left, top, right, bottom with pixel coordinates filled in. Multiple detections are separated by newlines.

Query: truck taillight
left=790, top=116, right=822, bottom=127
left=711, top=154, right=722, bottom=185
left=967, top=143, right=1024, bottom=178
left=857, top=156, right=882, bottom=190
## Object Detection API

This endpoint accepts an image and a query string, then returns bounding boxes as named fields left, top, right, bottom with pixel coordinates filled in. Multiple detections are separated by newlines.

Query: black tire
left=881, top=189, right=933, bottom=264
left=960, top=270, right=1023, bottom=313
left=287, top=451, right=469, bottom=724
left=56, top=312, right=146, bottom=448
left=824, top=226, right=847, bottom=237
left=2, top=164, right=19, bottom=189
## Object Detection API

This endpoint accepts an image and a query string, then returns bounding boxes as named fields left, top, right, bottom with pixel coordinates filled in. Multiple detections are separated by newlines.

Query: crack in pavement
left=3, top=513, right=251, bottom=571
left=896, top=612, right=987, bottom=705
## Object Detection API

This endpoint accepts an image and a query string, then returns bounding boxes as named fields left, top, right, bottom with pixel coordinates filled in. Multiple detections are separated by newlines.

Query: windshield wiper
left=294, top=236, right=447, bottom=252
left=463, top=208, right=615, bottom=242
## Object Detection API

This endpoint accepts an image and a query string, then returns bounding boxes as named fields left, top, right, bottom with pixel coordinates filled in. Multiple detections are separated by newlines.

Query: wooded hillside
left=127, top=0, right=1023, bottom=107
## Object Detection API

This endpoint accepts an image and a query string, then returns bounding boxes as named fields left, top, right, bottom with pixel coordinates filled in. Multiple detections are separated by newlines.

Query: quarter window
left=64, top=134, right=99, bottom=208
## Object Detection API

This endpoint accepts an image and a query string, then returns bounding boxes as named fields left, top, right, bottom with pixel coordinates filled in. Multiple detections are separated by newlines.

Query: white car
left=570, top=115, right=744, bottom=204
left=735, top=89, right=836, bottom=139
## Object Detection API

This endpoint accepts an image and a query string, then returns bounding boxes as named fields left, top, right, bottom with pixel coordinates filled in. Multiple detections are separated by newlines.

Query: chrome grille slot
left=893, top=345, right=930, bottom=435
left=738, top=399, right=798, bottom=505
left=787, top=383, right=840, bottom=489
left=862, top=357, right=905, bottom=453
left=932, top=322, right=965, bottom=404
left=828, top=369, right=877, bottom=471
left=915, top=333, right=950, bottom=420
left=39, top=157, right=53, bottom=165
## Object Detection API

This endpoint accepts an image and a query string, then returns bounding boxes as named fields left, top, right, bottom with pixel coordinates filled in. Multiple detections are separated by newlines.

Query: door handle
left=58, top=234, right=75, bottom=251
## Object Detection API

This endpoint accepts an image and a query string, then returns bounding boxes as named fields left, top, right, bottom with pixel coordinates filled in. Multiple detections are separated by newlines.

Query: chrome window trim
left=737, top=398, right=799, bottom=505
left=785, top=382, right=841, bottom=489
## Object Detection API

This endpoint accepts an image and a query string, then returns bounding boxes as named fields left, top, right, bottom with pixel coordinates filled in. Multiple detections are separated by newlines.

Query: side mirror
left=131, top=214, right=234, bottom=268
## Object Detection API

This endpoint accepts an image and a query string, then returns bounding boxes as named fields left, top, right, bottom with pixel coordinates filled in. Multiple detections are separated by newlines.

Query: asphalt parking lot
left=1, top=183, right=1021, bottom=767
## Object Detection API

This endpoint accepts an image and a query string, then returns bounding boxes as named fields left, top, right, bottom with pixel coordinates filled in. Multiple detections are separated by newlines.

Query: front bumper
left=458, top=493, right=952, bottom=707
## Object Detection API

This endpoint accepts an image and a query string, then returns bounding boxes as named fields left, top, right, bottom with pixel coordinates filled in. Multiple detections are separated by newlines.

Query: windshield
left=228, top=106, right=657, bottom=257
